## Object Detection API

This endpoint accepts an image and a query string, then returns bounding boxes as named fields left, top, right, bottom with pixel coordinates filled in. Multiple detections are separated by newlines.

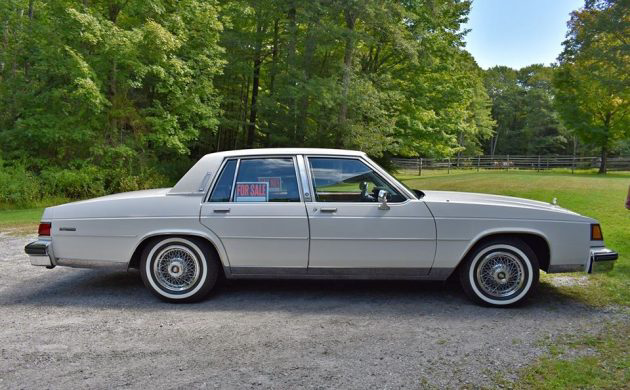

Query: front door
left=305, top=156, right=436, bottom=274
left=200, top=156, right=309, bottom=272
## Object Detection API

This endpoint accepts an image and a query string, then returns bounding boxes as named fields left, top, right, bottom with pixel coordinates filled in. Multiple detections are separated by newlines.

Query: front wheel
left=459, top=238, right=539, bottom=307
left=140, top=236, right=219, bottom=303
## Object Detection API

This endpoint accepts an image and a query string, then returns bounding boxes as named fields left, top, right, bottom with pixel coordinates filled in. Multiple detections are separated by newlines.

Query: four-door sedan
left=25, top=148, right=618, bottom=306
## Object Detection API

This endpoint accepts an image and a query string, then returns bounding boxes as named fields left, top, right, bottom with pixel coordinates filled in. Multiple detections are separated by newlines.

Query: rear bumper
left=588, top=247, right=618, bottom=273
left=25, top=240, right=55, bottom=267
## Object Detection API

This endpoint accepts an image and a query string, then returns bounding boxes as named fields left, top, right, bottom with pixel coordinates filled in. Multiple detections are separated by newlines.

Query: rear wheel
left=459, top=238, right=539, bottom=307
left=140, top=236, right=219, bottom=303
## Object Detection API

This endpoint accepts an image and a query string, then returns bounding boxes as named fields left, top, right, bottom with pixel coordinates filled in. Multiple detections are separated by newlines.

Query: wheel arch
left=128, top=230, right=230, bottom=274
left=449, top=229, right=551, bottom=279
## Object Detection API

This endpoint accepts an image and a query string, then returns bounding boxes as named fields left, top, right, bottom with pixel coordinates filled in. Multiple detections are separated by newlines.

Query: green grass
left=0, top=196, right=69, bottom=233
left=514, top=321, right=630, bottom=390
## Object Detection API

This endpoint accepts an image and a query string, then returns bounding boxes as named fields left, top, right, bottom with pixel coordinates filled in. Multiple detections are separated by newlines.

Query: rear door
left=304, top=156, right=436, bottom=274
left=200, top=156, right=309, bottom=271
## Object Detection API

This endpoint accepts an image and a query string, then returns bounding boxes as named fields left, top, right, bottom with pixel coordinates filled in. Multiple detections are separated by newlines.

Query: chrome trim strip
left=227, top=266, right=452, bottom=280
left=547, top=264, right=585, bottom=273
left=296, top=154, right=312, bottom=202
left=229, top=158, right=241, bottom=202
left=221, top=236, right=308, bottom=240
left=55, top=258, right=128, bottom=270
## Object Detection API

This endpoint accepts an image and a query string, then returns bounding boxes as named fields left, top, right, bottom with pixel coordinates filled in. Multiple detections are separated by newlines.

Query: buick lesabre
left=25, top=148, right=618, bottom=306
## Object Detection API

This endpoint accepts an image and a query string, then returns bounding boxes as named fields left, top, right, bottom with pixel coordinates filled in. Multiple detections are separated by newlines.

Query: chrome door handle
left=213, top=208, right=231, bottom=213
left=320, top=207, right=337, bottom=213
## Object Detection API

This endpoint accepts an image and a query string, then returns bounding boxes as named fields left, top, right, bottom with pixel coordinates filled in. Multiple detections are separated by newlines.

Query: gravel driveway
left=0, top=232, right=623, bottom=389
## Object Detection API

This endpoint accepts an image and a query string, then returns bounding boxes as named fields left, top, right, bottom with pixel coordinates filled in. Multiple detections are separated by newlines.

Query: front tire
left=459, top=238, right=539, bottom=307
left=140, top=236, right=219, bottom=303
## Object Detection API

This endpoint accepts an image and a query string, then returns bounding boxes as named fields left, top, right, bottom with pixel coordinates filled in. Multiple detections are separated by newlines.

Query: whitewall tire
left=459, top=238, right=539, bottom=307
left=140, top=236, right=219, bottom=303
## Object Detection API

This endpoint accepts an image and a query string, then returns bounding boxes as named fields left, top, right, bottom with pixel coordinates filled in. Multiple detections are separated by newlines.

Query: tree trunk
left=246, top=20, right=265, bottom=148
left=598, top=144, right=607, bottom=174
left=269, top=19, right=279, bottom=95
left=286, top=2, right=297, bottom=142
left=296, top=24, right=316, bottom=144
left=336, top=9, right=356, bottom=148
left=28, top=0, right=34, bottom=19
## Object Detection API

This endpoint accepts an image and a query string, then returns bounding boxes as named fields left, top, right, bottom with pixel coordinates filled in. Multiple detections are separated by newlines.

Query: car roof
left=207, top=148, right=366, bottom=158
left=169, top=148, right=367, bottom=194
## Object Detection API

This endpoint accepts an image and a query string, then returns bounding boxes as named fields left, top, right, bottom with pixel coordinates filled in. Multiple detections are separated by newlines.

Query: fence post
left=537, top=155, right=540, bottom=172
left=477, top=156, right=480, bottom=172
left=419, top=158, right=423, bottom=177
left=572, top=155, right=575, bottom=174
left=447, top=158, right=450, bottom=174
left=507, top=154, right=510, bottom=171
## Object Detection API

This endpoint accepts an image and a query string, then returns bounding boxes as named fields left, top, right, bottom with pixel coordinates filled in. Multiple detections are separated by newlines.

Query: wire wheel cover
left=153, top=246, right=201, bottom=291
left=476, top=251, right=525, bottom=298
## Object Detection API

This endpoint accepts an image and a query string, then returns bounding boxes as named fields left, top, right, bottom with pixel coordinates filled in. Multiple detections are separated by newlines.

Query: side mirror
left=378, top=190, right=390, bottom=210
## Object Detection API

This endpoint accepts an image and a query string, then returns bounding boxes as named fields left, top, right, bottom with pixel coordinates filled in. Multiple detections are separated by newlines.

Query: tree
left=554, top=0, right=629, bottom=173
left=0, top=0, right=224, bottom=193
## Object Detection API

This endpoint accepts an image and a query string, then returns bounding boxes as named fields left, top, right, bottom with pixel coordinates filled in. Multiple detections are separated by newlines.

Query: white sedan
left=25, top=148, right=617, bottom=306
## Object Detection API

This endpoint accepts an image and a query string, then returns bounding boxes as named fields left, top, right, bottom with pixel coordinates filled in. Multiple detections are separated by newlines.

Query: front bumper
left=588, top=247, right=618, bottom=273
left=25, top=240, right=55, bottom=267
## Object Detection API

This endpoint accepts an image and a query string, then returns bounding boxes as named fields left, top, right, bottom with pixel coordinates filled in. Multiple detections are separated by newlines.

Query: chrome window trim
left=211, top=155, right=303, bottom=203
left=204, top=158, right=236, bottom=203
left=229, top=158, right=241, bottom=201
left=304, top=155, right=409, bottom=204
left=296, top=155, right=312, bottom=202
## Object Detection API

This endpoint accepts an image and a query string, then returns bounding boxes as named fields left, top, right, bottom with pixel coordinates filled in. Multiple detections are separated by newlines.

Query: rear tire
left=140, top=236, right=219, bottom=303
left=459, top=238, right=539, bottom=307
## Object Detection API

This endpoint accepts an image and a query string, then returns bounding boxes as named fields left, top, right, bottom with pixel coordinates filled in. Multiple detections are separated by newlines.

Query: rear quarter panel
left=49, top=194, right=213, bottom=265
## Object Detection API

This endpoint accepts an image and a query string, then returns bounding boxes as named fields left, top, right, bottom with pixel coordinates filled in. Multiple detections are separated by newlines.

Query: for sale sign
left=235, top=182, right=268, bottom=202
left=258, top=176, right=282, bottom=191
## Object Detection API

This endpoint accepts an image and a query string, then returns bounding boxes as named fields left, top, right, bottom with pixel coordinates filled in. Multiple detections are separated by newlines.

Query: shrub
left=0, top=165, right=41, bottom=206
left=40, top=166, right=106, bottom=199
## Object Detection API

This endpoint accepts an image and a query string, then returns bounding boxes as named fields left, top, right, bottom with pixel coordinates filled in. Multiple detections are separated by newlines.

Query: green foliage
left=0, top=164, right=40, bottom=205
left=39, top=166, right=105, bottom=199
left=484, top=65, right=570, bottom=156
left=211, top=0, right=493, bottom=158
left=0, top=0, right=224, bottom=198
left=1, top=0, right=625, bottom=205
left=553, top=0, right=629, bottom=173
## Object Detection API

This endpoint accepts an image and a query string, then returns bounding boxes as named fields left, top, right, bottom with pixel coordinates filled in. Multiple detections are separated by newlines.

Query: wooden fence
left=391, top=155, right=630, bottom=175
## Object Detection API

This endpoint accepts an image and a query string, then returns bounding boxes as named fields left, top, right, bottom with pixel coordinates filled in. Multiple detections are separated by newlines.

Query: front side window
left=233, top=158, right=300, bottom=202
left=308, top=157, right=405, bottom=203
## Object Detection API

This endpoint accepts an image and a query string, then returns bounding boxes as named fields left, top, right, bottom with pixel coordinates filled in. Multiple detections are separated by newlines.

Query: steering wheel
left=359, top=181, right=375, bottom=202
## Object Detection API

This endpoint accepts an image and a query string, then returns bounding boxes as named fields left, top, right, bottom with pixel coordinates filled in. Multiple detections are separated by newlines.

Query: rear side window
left=234, top=158, right=300, bottom=202
left=209, top=159, right=237, bottom=202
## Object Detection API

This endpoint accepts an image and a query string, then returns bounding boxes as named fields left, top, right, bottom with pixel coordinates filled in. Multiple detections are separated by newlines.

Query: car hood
left=421, top=190, right=590, bottom=221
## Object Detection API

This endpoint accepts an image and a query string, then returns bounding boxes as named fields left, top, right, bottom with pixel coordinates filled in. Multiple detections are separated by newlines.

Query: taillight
left=591, top=224, right=603, bottom=241
left=38, top=222, right=51, bottom=236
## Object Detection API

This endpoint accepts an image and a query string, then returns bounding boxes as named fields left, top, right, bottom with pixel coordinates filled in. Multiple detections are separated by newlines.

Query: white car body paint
left=30, top=148, right=610, bottom=279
